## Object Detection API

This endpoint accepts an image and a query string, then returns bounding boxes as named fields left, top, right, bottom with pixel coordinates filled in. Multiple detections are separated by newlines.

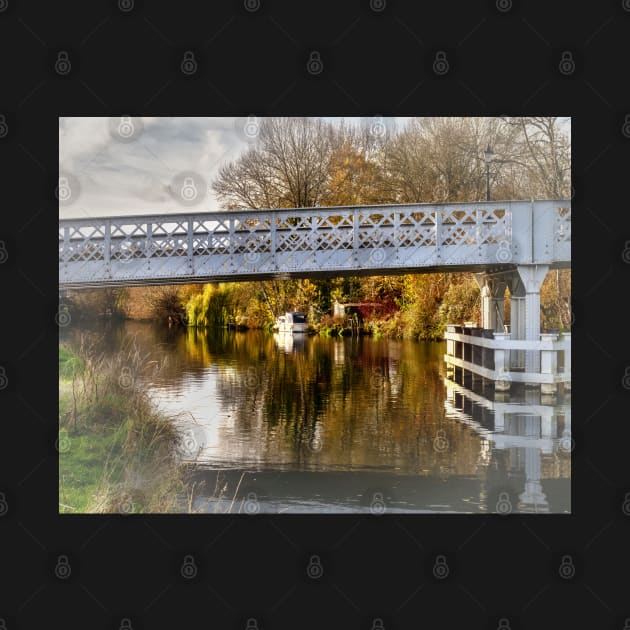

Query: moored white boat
left=272, top=312, right=307, bottom=333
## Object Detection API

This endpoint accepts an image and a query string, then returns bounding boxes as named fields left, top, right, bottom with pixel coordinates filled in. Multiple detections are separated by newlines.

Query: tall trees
left=502, top=117, right=571, bottom=198
left=213, top=116, right=571, bottom=209
left=213, top=117, right=336, bottom=209
left=382, top=116, right=569, bottom=203
left=208, top=116, right=570, bottom=335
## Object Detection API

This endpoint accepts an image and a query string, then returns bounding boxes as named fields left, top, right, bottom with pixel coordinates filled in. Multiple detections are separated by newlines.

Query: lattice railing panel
left=357, top=212, right=395, bottom=249
left=397, top=212, right=436, bottom=248
left=59, top=201, right=569, bottom=286
left=61, top=225, right=107, bottom=262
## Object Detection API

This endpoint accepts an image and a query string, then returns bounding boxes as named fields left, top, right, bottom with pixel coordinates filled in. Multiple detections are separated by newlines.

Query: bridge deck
left=59, top=199, right=570, bottom=288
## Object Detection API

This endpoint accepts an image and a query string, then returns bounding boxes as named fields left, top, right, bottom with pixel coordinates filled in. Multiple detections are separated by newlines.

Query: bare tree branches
left=212, top=116, right=571, bottom=208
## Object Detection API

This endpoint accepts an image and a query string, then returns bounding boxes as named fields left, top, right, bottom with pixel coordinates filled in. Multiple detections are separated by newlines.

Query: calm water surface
left=66, top=321, right=571, bottom=513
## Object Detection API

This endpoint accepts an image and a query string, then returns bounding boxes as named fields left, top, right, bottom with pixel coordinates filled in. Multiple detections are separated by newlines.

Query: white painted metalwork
left=444, top=329, right=571, bottom=388
left=59, top=199, right=570, bottom=288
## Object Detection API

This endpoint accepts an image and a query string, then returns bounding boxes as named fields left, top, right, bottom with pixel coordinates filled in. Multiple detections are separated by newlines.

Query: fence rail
left=444, top=326, right=571, bottom=392
left=59, top=199, right=570, bottom=287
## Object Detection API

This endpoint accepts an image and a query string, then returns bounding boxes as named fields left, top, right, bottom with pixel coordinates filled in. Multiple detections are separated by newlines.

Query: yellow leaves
left=323, top=143, right=386, bottom=207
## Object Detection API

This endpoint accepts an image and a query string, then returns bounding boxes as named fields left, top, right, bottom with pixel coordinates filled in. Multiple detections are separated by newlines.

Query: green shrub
left=185, top=283, right=236, bottom=328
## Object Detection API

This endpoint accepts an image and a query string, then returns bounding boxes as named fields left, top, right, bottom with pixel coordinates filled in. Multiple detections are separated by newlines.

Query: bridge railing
left=444, top=325, right=571, bottom=394
left=59, top=199, right=570, bottom=286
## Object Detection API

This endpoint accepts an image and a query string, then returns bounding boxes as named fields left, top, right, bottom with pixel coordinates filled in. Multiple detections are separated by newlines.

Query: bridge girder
left=59, top=199, right=570, bottom=289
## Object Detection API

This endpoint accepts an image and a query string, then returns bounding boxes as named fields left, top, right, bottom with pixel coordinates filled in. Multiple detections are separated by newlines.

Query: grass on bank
left=59, top=338, right=189, bottom=514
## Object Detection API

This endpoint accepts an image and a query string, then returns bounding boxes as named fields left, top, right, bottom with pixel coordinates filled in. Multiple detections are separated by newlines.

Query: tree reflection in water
left=61, top=321, right=570, bottom=513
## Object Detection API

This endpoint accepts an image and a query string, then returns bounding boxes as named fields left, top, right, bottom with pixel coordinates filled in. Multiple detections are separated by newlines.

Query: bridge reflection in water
left=443, top=368, right=570, bottom=514
left=61, top=323, right=569, bottom=513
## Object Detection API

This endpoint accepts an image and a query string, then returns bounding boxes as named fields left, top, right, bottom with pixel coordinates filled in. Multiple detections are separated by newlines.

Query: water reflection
left=61, top=321, right=570, bottom=513
left=273, top=331, right=306, bottom=354
left=443, top=375, right=571, bottom=514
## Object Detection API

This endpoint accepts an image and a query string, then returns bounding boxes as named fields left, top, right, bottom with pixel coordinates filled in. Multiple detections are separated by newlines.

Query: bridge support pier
left=516, top=265, right=549, bottom=375
left=474, top=274, right=507, bottom=332
left=508, top=274, right=526, bottom=370
left=473, top=265, right=551, bottom=384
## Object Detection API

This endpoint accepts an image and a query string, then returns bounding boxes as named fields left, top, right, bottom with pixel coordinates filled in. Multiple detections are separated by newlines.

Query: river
left=62, top=321, right=571, bottom=514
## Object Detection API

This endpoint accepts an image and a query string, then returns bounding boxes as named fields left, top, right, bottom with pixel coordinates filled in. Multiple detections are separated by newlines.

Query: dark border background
left=1, top=1, right=629, bottom=628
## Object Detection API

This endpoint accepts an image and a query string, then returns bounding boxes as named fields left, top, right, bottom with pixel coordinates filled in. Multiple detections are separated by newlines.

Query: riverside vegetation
left=62, top=117, right=571, bottom=336
left=59, top=336, right=269, bottom=513
left=59, top=339, right=188, bottom=513
left=62, top=266, right=571, bottom=338
left=59, top=116, right=571, bottom=511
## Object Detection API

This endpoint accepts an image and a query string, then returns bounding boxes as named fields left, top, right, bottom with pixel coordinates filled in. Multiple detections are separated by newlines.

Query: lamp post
left=484, top=144, right=494, bottom=201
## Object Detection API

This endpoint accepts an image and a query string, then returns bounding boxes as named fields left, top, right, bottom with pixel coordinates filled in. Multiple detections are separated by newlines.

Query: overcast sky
left=59, top=116, right=568, bottom=219
left=58, top=116, right=412, bottom=219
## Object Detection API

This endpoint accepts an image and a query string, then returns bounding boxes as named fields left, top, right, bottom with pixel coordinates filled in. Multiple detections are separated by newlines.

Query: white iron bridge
left=59, top=199, right=570, bottom=289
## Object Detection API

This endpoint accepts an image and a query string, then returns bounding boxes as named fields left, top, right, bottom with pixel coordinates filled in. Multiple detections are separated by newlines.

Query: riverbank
left=58, top=342, right=190, bottom=513
left=62, top=267, right=571, bottom=345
